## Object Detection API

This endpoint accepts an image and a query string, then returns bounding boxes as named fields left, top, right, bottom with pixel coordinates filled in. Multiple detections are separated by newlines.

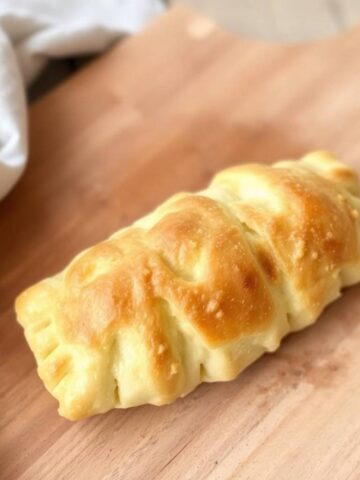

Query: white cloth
left=0, top=0, right=164, bottom=200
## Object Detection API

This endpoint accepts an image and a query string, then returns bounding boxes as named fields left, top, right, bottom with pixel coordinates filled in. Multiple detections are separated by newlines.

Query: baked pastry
left=15, top=151, right=360, bottom=420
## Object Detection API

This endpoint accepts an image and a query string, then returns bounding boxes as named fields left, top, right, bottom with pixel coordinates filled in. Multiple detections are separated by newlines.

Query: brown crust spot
left=256, top=246, right=278, bottom=282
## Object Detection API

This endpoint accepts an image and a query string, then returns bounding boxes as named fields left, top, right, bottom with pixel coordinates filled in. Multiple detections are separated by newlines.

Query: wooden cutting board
left=1, top=5, right=360, bottom=480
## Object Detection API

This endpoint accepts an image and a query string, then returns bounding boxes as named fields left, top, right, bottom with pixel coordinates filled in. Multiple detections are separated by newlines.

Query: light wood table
left=2, top=5, right=360, bottom=480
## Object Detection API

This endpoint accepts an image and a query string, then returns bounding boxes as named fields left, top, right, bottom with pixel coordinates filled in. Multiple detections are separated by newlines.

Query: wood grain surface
left=2, top=5, right=360, bottom=480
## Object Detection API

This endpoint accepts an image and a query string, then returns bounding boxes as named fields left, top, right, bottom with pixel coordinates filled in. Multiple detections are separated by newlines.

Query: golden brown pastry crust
left=16, top=152, right=360, bottom=420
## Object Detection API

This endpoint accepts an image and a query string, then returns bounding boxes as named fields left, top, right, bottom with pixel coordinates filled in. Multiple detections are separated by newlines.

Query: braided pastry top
left=16, top=152, right=360, bottom=420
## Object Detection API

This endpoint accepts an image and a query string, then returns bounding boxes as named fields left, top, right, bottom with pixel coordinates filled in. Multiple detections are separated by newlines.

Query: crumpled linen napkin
left=0, top=0, right=164, bottom=201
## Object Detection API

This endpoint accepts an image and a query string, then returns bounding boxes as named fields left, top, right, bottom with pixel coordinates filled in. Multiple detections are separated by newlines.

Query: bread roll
left=15, top=151, right=360, bottom=420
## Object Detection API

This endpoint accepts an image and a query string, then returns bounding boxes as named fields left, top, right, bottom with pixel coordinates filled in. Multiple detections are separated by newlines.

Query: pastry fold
left=16, top=152, right=360, bottom=420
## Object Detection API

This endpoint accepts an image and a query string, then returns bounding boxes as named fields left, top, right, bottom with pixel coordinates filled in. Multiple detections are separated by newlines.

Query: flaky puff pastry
left=16, top=152, right=360, bottom=420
